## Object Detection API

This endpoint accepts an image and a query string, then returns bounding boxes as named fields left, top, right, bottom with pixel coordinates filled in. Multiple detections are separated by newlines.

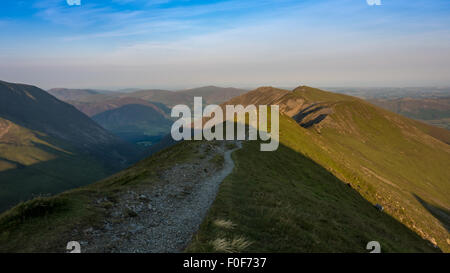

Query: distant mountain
left=119, top=89, right=189, bottom=108
left=49, top=85, right=249, bottom=109
left=115, top=88, right=142, bottom=93
left=369, top=97, right=450, bottom=130
left=47, top=88, right=102, bottom=101
left=325, top=87, right=450, bottom=100
left=59, top=97, right=173, bottom=146
left=51, top=86, right=248, bottom=146
left=177, top=86, right=249, bottom=105
left=0, top=80, right=142, bottom=211
left=92, top=104, right=173, bottom=145
left=67, top=97, right=170, bottom=117
left=122, top=86, right=249, bottom=107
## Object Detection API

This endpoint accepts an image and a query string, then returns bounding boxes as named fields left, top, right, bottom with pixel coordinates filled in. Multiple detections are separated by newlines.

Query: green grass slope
left=202, top=86, right=450, bottom=251
left=290, top=88, right=450, bottom=251
left=187, top=119, right=438, bottom=252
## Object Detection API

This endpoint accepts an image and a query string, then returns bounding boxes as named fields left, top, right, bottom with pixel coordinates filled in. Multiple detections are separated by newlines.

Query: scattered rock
left=430, top=237, right=438, bottom=248
left=374, top=204, right=384, bottom=212
left=83, top=227, right=94, bottom=234
left=125, top=208, right=138, bottom=218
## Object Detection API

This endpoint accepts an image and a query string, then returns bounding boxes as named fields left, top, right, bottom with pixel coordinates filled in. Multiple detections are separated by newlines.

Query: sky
left=0, top=0, right=450, bottom=90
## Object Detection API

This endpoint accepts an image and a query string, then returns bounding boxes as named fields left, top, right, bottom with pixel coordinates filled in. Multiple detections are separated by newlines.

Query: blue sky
left=1, top=0, right=450, bottom=89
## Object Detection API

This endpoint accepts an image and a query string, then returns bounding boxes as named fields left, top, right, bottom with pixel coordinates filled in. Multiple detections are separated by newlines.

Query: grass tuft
left=210, top=236, right=252, bottom=253
left=213, top=219, right=236, bottom=230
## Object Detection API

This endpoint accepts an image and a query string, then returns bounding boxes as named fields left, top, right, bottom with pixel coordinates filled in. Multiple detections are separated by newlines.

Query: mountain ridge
left=0, top=80, right=143, bottom=212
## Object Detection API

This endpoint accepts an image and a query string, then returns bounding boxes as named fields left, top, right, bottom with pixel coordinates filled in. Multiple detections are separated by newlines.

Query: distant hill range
left=0, top=80, right=143, bottom=212
left=46, top=86, right=249, bottom=145
left=47, top=88, right=104, bottom=101
left=117, top=86, right=249, bottom=107
left=369, top=97, right=450, bottom=130
left=323, top=87, right=450, bottom=130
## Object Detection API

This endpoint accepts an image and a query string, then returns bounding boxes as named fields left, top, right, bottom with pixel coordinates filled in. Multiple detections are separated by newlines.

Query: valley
left=0, top=81, right=143, bottom=212
left=47, top=86, right=249, bottom=147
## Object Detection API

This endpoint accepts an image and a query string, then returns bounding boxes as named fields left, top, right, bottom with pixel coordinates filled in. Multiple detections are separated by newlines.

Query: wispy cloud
left=66, top=0, right=81, bottom=6
left=35, top=3, right=143, bottom=28
left=1, top=0, right=450, bottom=88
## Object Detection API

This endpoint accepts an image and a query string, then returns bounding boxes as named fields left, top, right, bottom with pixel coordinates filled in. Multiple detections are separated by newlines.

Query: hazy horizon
left=1, top=0, right=450, bottom=89
left=13, top=83, right=450, bottom=92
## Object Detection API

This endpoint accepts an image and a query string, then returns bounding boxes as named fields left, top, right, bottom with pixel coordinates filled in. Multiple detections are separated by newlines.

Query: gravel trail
left=81, top=141, right=242, bottom=253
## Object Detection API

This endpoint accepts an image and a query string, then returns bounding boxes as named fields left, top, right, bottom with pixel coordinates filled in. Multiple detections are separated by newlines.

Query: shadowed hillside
left=92, top=104, right=173, bottom=146
left=0, top=80, right=142, bottom=212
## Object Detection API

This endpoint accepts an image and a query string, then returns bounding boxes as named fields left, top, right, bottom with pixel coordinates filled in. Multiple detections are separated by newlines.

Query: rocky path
left=81, top=141, right=242, bottom=253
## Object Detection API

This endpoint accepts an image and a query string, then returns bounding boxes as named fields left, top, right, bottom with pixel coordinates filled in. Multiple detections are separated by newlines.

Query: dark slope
left=92, top=104, right=173, bottom=145
left=0, top=80, right=142, bottom=211
left=0, top=80, right=140, bottom=163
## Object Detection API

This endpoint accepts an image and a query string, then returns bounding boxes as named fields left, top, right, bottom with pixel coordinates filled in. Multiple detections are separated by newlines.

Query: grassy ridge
left=303, top=99, right=450, bottom=250
left=186, top=116, right=439, bottom=253
left=216, top=86, right=450, bottom=251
